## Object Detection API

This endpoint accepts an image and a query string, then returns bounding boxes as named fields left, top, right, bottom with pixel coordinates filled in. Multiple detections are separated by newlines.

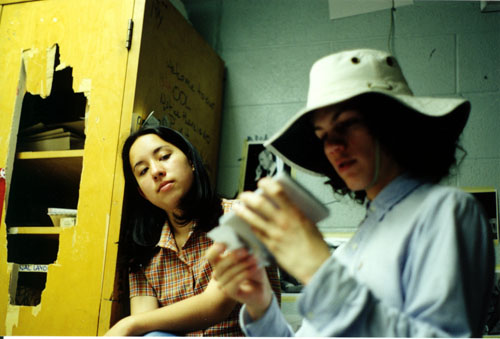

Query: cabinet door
left=0, top=0, right=134, bottom=335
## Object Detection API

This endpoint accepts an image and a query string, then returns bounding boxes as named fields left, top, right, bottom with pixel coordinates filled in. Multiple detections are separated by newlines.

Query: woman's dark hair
left=120, top=126, right=222, bottom=270
left=317, top=93, right=468, bottom=202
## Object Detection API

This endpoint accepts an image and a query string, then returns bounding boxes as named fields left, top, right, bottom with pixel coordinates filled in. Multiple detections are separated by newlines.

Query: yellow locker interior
left=0, top=0, right=225, bottom=335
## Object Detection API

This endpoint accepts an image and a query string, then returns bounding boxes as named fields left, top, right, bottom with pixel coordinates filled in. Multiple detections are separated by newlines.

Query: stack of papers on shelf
left=17, top=120, right=85, bottom=152
left=47, top=208, right=77, bottom=227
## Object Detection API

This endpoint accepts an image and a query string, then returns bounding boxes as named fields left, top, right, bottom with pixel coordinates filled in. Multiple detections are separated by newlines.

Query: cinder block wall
left=183, top=1, right=500, bottom=237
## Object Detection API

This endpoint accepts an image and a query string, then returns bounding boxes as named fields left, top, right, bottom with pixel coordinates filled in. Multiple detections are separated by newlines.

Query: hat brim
left=264, top=90, right=470, bottom=176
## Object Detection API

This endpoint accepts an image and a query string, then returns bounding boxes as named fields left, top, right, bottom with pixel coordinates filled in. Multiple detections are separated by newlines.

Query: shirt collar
left=157, top=221, right=197, bottom=251
left=366, top=173, right=423, bottom=222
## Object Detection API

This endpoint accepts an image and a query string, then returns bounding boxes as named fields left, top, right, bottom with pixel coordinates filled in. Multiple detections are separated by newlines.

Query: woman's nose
left=324, top=136, right=346, bottom=154
left=151, top=162, right=166, bottom=179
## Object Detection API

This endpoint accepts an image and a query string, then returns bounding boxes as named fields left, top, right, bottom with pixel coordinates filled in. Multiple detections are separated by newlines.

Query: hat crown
left=307, top=49, right=412, bottom=111
left=266, top=48, right=470, bottom=176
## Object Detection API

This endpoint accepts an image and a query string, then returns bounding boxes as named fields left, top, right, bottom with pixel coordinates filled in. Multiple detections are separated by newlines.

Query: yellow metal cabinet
left=0, top=0, right=225, bottom=335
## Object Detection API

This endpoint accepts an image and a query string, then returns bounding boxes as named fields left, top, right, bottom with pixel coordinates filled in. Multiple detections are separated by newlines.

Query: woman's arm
left=130, top=295, right=158, bottom=314
left=296, top=188, right=494, bottom=337
left=105, top=278, right=238, bottom=336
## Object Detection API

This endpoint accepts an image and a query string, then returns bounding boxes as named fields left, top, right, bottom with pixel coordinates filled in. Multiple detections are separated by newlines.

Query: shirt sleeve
left=129, top=268, right=156, bottom=298
left=240, top=295, right=295, bottom=337
left=298, top=189, right=494, bottom=337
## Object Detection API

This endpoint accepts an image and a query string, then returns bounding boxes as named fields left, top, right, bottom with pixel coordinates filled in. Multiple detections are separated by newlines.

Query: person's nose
left=150, top=161, right=166, bottom=180
left=324, top=135, right=346, bottom=155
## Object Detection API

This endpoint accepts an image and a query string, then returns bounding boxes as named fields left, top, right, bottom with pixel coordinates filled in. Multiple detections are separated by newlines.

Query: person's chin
left=344, top=178, right=368, bottom=192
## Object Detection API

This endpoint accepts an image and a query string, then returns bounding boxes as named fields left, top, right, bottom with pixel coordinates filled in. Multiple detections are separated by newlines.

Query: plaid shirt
left=129, top=199, right=281, bottom=336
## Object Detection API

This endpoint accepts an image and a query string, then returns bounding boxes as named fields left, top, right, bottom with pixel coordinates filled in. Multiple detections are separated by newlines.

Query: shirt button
left=351, top=243, right=358, bottom=250
left=306, top=311, right=314, bottom=319
left=358, top=262, right=363, bottom=270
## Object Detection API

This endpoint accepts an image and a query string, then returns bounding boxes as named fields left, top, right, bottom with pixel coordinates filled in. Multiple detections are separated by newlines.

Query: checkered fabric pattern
left=129, top=199, right=281, bottom=336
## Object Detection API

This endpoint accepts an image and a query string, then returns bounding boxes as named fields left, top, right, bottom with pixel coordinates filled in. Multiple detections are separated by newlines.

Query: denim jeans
left=143, top=331, right=177, bottom=337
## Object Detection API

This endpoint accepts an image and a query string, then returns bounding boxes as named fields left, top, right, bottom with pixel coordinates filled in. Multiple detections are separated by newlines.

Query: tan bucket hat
left=264, top=49, right=470, bottom=176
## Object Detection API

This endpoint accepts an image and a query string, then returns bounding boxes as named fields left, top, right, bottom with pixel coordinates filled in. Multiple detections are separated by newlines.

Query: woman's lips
left=158, top=181, right=174, bottom=192
left=336, top=159, right=356, bottom=173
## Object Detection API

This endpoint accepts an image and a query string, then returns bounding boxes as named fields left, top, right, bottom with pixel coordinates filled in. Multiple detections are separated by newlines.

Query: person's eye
left=160, top=153, right=171, bottom=161
left=336, top=118, right=363, bottom=134
left=138, top=167, right=148, bottom=176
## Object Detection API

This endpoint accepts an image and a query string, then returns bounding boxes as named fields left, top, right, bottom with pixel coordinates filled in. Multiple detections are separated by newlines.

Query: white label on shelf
left=18, top=264, right=48, bottom=272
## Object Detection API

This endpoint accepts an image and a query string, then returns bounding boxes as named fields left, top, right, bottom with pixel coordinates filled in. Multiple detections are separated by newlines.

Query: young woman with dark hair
left=106, top=126, right=280, bottom=336
left=207, top=49, right=494, bottom=337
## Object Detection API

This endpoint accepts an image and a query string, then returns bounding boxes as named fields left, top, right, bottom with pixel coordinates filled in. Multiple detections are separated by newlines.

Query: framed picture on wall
left=239, top=140, right=291, bottom=193
left=462, top=187, right=499, bottom=243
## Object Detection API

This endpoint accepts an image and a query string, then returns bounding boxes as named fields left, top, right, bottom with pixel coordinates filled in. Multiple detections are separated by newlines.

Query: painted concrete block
left=461, top=93, right=500, bottom=159
left=219, top=0, right=334, bottom=49
left=217, top=102, right=303, bottom=169
left=221, top=44, right=330, bottom=107
left=458, top=158, right=500, bottom=190
left=216, top=165, right=242, bottom=198
left=396, top=35, right=456, bottom=96
left=458, top=32, right=500, bottom=93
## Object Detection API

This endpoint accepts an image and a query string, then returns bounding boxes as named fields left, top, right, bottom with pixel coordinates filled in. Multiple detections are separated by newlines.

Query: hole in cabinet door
left=7, top=234, right=58, bottom=306
left=11, top=271, right=48, bottom=306
left=6, top=44, right=86, bottom=227
left=4, top=43, right=87, bottom=307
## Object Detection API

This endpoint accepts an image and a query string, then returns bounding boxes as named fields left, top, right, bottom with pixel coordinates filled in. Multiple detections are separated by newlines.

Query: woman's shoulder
left=410, top=183, right=487, bottom=227
left=419, top=183, right=478, bottom=207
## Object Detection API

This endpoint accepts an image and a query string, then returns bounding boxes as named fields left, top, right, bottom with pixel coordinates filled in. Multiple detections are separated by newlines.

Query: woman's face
left=129, top=134, right=194, bottom=213
left=312, top=106, right=401, bottom=199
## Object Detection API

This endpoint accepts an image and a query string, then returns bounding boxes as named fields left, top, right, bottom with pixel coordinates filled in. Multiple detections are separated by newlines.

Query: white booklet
left=208, top=171, right=329, bottom=266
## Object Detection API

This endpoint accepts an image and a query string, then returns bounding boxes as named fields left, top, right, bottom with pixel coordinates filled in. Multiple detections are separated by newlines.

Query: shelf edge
left=16, top=149, right=84, bottom=159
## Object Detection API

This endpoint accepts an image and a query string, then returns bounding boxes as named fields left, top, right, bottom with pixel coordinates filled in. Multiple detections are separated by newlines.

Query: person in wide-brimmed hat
left=207, top=49, right=494, bottom=337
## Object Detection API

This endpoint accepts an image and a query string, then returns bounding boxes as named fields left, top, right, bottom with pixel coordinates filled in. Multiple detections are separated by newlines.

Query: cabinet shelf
left=7, top=227, right=62, bottom=235
left=6, top=150, right=83, bottom=227
left=16, top=149, right=84, bottom=160
left=15, top=150, right=83, bottom=183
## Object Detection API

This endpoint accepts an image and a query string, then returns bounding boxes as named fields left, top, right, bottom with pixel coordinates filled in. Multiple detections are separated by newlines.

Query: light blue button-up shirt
left=240, top=174, right=495, bottom=337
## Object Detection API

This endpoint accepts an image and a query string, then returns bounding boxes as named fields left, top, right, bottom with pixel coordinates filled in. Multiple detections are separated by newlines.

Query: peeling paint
left=46, top=45, right=57, bottom=97
left=21, top=48, right=38, bottom=59
left=78, top=79, right=92, bottom=97
left=72, top=226, right=78, bottom=247
left=5, top=305, right=19, bottom=336
left=55, top=63, right=68, bottom=71
left=31, top=303, right=42, bottom=317
left=101, top=214, right=111, bottom=280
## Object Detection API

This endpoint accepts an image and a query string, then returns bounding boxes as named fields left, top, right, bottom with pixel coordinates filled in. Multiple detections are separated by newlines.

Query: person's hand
left=235, top=177, right=331, bottom=284
left=206, top=243, right=273, bottom=320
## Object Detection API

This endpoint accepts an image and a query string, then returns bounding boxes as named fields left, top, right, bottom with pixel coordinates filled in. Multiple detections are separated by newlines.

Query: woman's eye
left=335, top=118, right=363, bottom=135
left=160, top=153, right=171, bottom=161
left=139, top=167, right=148, bottom=176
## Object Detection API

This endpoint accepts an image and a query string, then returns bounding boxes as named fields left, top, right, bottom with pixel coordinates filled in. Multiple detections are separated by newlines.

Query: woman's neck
left=167, top=211, right=193, bottom=249
left=365, top=147, right=404, bottom=201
